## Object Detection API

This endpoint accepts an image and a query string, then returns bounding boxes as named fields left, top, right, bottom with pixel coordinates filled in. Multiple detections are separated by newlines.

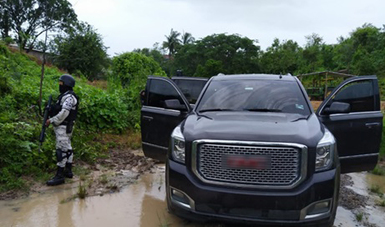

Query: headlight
left=171, top=126, right=185, bottom=163
left=315, top=128, right=335, bottom=172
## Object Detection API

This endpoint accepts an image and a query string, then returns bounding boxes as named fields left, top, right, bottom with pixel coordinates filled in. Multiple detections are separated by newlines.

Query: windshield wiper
left=198, top=108, right=235, bottom=113
left=244, top=108, right=282, bottom=112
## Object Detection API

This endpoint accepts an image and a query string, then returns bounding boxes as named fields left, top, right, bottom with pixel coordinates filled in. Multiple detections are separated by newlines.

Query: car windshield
left=197, top=79, right=311, bottom=116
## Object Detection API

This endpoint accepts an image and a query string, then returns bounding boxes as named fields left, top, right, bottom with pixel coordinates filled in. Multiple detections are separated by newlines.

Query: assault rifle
left=39, top=95, right=52, bottom=152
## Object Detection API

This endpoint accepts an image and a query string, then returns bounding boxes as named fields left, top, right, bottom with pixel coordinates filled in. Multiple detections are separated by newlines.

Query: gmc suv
left=140, top=74, right=382, bottom=226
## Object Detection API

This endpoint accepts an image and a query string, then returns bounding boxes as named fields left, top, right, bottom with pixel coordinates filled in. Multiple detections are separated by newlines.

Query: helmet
left=59, top=74, right=75, bottom=88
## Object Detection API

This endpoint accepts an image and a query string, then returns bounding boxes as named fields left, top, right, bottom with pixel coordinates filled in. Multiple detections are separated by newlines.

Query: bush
left=0, top=43, right=135, bottom=192
left=111, top=52, right=166, bottom=130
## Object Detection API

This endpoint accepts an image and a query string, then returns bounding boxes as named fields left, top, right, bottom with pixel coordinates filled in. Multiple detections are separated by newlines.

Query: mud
left=0, top=165, right=222, bottom=227
left=334, top=172, right=385, bottom=227
left=339, top=174, right=368, bottom=210
left=0, top=149, right=157, bottom=201
left=1, top=150, right=385, bottom=227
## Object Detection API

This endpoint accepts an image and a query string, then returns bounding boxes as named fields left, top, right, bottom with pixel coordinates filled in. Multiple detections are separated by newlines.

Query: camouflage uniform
left=46, top=74, right=78, bottom=186
left=50, top=92, right=77, bottom=168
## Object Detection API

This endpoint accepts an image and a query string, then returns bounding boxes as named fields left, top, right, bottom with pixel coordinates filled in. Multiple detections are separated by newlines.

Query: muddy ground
left=0, top=149, right=157, bottom=201
left=1, top=149, right=384, bottom=227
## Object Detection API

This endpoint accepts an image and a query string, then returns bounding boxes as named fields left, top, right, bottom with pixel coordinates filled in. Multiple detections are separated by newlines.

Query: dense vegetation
left=0, top=43, right=165, bottom=192
left=158, top=24, right=385, bottom=79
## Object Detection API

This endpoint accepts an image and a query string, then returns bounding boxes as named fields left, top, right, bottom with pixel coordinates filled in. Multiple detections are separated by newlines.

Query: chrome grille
left=197, top=143, right=301, bottom=186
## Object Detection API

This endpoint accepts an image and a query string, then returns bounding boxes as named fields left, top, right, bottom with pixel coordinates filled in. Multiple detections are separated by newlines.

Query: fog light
left=301, top=199, right=332, bottom=220
left=307, top=201, right=330, bottom=215
left=170, top=187, right=195, bottom=210
left=172, top=189, right=185, bottom=200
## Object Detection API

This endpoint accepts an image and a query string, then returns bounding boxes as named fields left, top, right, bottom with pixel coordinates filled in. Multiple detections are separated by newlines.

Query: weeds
left=369, top=185, right=382, bottom=195
left=106, top=183, right=119, bottom=191
left=99, top=174, right=109, bottom=185
left=378, top=199, right=385, bottom=207
left=355, top=212, right=363, bottom=222
left=79, top=174, right=87, bottom=181
left=60, top=195, right=77, bottom=204
left=371, top=165, right=385, bottom=176
left=87, top=178, right=94, bottom=188
left=77, top=181, right=87, bottom=199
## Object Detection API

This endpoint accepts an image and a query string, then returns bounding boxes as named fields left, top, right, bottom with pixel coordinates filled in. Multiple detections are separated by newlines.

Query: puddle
left=0, top=165, right=217, bottom=227
left=1, top=166, right=385, bottom=227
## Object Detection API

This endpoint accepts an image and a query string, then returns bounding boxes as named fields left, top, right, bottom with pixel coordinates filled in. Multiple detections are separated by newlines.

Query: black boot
left=46, top=167, right=65, bottom=186
left=64, top=163, right=73, bottom=178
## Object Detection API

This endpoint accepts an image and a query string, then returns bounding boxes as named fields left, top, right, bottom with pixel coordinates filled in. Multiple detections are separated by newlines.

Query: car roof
left=171, top=76, right=209, bottom=81
left=212, top=74, right=297, bottom=82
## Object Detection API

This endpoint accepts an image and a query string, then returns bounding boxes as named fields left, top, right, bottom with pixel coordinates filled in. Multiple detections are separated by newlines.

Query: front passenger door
left=141, top=77, right=191, bottom=161
left=317, top=76, right=383, bottom=173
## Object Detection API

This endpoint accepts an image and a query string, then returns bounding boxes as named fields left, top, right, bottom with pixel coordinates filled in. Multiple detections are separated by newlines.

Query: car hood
left=182, top=112, right=324, bottom=147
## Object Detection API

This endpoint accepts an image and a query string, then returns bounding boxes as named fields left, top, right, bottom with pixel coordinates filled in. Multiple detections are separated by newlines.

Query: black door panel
left=141, top=77, right=190, bottom=161
left=317, top=76, right=383, bottom=173
left=319, top=111, right=382, bottom=173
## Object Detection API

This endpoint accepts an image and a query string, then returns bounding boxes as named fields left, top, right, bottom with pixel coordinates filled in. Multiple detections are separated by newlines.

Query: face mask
left=59, top=84, right=69, bottom=94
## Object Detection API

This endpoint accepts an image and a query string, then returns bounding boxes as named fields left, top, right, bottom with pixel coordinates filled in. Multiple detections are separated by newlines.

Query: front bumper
left=166, top=159, right=340, bottom=226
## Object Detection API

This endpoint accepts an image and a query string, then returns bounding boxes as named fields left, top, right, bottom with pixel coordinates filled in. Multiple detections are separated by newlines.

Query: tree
left=333, top=24, right=385, bottom=75
left=181, top=32, right=195, bottom=45
left=51, top=22, right=109, bottom=80
left=298, top=33, right=326, bottom=73
left=162, top=29, right=181, bottom=57
left=174, top=34, right=261, bottom=77
left=260, top=38, right=301, bottom=74
left=0, top=0, right=77, bottom=50
left=133, top=47, right=164, bottom=65
left=0, top=7, right=11, bottom=38
left=132, top=46, right=168, bottom=73
left=111, top=52, right=166, bottom=127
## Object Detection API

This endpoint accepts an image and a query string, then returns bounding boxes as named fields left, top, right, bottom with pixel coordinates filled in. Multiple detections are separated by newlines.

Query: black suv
left=140, top=74, right=382, bottom=226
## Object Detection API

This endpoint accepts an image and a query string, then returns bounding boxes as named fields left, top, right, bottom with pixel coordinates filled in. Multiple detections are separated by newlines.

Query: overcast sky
left=68, top=0, right=385, bottom=56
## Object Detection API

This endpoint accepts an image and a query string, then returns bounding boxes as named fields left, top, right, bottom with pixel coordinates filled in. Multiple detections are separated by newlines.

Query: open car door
left=141, top=76, right=191, bottom=162
left=316, top=76, right=383, bottom=173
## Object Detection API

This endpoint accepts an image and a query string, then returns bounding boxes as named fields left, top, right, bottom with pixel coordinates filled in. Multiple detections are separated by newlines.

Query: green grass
left=77, top=181, right=87, bottom=199
left=371, top=165, right=385, bottom=176
left=355, top=212, right=363, bottom=222
left=99, top=174, right=109, bottom=185
left=369, top=184, right=382, bottom=195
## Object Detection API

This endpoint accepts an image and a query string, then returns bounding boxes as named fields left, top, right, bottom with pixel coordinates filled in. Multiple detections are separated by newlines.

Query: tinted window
left=197, top=79, right=311, bottom=115
left=173, top=79, right=207, bottom=104
left=148, top=79, right=184, bottom=108
left=330, top=80, right=374, bottom=112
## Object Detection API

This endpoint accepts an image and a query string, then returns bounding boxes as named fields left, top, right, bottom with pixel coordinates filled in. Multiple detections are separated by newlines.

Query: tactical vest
left=51, top=90, right=79, bottom=126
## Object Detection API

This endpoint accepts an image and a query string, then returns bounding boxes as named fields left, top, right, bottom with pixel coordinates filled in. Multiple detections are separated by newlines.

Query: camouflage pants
left=53, top=125, right=73, bottom=168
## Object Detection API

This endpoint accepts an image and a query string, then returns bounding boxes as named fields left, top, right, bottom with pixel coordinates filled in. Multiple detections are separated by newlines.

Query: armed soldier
left=45, top=74, right=79, bottom=186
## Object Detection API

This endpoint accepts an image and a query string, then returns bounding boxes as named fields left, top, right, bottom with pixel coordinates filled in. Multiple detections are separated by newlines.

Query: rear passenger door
left=141, top=77, right=191, bottom=161
left=317, top=76, right=383, bottom=173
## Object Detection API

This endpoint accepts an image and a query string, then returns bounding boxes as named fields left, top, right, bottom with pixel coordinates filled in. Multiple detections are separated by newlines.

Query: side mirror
left=323, top=102, right=351, bottom=115
left=164, top=99, right=187, bottom=111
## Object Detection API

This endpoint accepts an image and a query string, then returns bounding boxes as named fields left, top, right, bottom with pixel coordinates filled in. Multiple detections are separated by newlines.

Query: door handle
left=365, top=122, right=380, bottom=128
left=143, top=116, right=153, bottom=121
